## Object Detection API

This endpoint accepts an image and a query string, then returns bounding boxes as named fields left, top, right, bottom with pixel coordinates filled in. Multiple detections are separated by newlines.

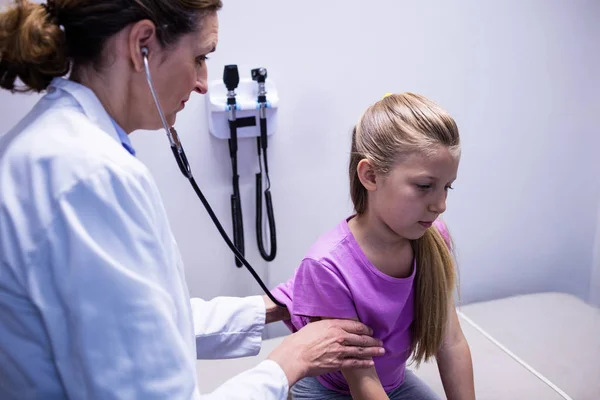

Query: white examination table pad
left=459, top=292, right=600, bottom=400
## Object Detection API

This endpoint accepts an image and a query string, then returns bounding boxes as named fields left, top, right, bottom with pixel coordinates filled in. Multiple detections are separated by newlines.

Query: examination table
left=196, top=292, right=599, bottom=399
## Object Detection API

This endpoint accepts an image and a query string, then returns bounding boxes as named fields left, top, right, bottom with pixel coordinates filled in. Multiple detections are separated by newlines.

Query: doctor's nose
left=195, top=79, right=208, bottom=95
left=195, top=65, right=209, bottom=94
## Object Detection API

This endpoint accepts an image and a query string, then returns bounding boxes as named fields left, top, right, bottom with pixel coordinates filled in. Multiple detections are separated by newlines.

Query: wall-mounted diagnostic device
left=207, top=65, right=280, bottom=267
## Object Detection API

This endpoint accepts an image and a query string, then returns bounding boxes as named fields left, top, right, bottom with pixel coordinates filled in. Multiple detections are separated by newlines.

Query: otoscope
left=252, top=67, right=277, bottom=262
left=224, top=65, right=245, bottom=268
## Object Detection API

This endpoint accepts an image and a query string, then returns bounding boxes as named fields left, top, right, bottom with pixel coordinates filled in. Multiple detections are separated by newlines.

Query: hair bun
left=0, top=1, right=69, bottom=93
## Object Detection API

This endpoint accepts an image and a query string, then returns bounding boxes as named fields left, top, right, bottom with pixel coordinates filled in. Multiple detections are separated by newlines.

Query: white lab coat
left=0, top=78, right=288, bottom=399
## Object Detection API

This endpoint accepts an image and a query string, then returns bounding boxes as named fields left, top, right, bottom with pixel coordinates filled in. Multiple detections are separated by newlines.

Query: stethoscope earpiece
left=141, top=47, right=149, bottom=58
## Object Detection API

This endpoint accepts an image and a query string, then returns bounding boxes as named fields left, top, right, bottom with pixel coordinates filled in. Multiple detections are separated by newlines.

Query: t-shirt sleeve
left=291, top=258, right=358, bottom=320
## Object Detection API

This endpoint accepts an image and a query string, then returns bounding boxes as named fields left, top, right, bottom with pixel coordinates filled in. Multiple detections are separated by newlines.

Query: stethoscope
left=141, top=47, right=286, bottom=308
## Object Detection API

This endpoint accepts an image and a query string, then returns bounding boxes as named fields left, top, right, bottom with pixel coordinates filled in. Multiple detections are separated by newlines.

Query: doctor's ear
left=128, top=19, right=158, bottom=71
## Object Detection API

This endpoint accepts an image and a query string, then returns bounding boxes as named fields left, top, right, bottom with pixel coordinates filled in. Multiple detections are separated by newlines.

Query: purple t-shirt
left=272, top=216, right=450, bottom=394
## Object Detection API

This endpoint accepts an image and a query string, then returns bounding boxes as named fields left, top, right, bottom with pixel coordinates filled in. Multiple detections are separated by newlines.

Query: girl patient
left=273, top=93, right=475, bottom=399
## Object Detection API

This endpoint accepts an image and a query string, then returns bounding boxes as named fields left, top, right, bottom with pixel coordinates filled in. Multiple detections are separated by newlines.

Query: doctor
left=0, top=1, right=385, bottom=399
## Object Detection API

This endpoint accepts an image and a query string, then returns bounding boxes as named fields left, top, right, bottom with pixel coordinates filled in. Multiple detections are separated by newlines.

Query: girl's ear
left=357, top=159, right=377, bottom=192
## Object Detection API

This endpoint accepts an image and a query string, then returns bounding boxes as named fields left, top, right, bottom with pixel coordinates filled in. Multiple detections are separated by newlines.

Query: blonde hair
left=0, top=0, right=223, bottom=93
left=349, top=92, right=460, bottom=365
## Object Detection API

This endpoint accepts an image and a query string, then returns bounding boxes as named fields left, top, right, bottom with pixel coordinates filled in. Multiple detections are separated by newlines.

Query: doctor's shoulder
left=5, top=106, right=145, bottom=183
left=0, top=105, right=156, bottom=227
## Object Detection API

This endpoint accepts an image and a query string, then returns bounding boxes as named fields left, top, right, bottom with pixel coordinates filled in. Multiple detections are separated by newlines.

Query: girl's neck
left=348, top=211, right=414, bottom=278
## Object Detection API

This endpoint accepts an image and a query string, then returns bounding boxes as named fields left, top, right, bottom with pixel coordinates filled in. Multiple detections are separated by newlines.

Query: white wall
left=192, top=0, right=600, bottom=314
left=1, top=1, right=599, bottom=339
left=591, top=204, right=600, bottom=307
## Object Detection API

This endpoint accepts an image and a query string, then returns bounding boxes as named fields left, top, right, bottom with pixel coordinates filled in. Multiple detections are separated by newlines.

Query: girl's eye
left=416, top=184, right=454, bottom=191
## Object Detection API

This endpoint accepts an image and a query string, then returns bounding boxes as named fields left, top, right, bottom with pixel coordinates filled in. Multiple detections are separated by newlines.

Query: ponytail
left=410, top=223, right=456, bottom=365
left=0, top=1, right=69, bottom=92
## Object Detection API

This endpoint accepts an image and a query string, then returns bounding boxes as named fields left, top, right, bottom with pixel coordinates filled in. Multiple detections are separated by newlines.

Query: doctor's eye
left=416, top=184, right=432, bottom=191
left=445, top=185, right=454, bottom=191
left=196, top=55, right=209, bottom=66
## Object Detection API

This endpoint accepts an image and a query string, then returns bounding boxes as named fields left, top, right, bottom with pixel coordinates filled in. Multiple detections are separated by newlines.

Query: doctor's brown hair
left=349, top=93, right=461, bottom=365
left=0, top=0, right=222, bottom=93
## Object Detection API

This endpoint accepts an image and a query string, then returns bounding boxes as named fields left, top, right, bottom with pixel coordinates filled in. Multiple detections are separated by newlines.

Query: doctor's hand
left=267, top=319, right=385, bottom=387
left=263, top=295, right=290, bottom=324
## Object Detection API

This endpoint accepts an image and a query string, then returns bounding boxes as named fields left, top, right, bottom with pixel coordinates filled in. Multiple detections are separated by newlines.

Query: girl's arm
left=318, top=317, right=388, bottom=400
left=436, top=302, right=476, bottom=400
left=341, top=366, right=388, bottom=400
